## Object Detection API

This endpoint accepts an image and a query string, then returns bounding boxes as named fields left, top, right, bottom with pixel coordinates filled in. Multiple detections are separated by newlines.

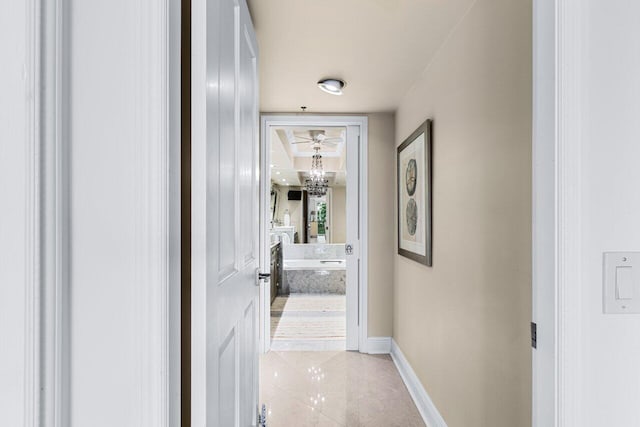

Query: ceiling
left=271, top=126, right=347, bottom=187
left=247, top=0, right=476, bottom=113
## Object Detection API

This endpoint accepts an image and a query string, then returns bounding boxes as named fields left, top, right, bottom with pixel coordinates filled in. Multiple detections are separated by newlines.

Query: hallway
left=8, top=0, right=638, bottom=425
left=260, top=351, right=425, bottom=427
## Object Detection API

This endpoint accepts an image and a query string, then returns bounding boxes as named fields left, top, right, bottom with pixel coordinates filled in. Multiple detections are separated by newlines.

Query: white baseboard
left=365, top=336, right=392, bottom=354
left=390, top=339, right=448, bottom=427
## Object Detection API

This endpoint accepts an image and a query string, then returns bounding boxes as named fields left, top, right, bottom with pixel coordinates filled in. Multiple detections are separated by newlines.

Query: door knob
left=345, top=244, right=353, bottom=255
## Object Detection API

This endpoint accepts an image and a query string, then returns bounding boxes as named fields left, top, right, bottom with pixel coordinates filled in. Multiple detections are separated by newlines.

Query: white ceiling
left=271, top=126, right=347, bottom=187
left=248, top=0, right=475, bottom=113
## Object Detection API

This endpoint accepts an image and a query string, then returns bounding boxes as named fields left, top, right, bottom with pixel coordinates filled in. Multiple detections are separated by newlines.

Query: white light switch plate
left=604, top=252, right=640, bottom=314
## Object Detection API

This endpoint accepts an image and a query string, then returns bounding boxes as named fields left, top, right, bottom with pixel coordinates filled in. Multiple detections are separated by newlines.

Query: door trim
left=259, top=114, right=369, bottom=353
left=35, top=0, right=181, bottom=425
left=532, top=0, right=585, bottom=425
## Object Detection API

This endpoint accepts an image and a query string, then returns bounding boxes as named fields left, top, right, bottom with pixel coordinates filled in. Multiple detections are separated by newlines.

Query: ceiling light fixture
left=317, top=78, right=346, bottom=96
left=305, top=145, right=329, bottom=196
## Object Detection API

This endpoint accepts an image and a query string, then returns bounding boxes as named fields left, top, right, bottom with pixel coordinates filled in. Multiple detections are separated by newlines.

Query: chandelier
left=304, top=145, right=329, bottom=197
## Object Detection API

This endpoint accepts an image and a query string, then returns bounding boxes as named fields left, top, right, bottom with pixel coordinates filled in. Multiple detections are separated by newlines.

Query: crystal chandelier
left=304, top=146, right=329, bottom=197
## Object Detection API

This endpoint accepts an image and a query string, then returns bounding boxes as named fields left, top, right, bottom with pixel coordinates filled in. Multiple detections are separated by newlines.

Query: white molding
left=531, top=0, right=557, bottom=425
left=555, top=0, right=584, bottom=426
left=36, top=1, right=176, bottom=425
left=189, top=0, right=207, bottom=423
left=390, top=340, right=448, bottom=427
left=258, top=114, right=272, bottom=354
left=358, top=118, right=369, bottom=353
left=167, top=0, right=182, bottom=425
left=365, top=337, right=391, bottom=354
left=259, top=114, right=369, bottom=353
left=135, top=1, right=172, bottom=426
left=40, top=0, right=70, bottom=426
left=532, top=1, right=584, bottom=426
left=54, top=0, right=69, bottom=422
left=24, top=0, right=42, bottom=425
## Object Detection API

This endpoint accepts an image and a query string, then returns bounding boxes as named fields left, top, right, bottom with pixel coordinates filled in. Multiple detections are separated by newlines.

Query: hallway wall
left=367, top=113, right=395, bottom=337
left=330, top=186, right=346, bottom=243
left=392, top=0, right=532, bottom=425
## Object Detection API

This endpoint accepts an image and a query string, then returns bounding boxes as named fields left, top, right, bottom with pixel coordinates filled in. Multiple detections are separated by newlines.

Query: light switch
left=616, top=266, right=634, bottom=300
left=604, top=252, right=640, bottom=314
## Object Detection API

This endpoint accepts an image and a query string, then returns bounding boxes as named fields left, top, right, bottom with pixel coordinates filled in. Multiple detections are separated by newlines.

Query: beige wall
left=367, top=113, right=395, bottom=337
left=330, top=186, right=346, bottom=243
left=392, top=0, right=532, bottom=426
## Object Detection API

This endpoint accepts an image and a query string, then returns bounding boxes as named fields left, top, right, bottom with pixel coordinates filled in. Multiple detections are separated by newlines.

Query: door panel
left=192, top=0, right=259, bottom=425
left=239, top=23, right=258, bottom=266
left=240, top=301, right=257, bottom=426
left=219, top=330, right=236, bottom=426
left=218, top=0, right=238, bottom=281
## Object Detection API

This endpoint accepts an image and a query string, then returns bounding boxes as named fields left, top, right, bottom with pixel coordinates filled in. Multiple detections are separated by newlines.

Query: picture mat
left=399, top=132, right=426, bottom=256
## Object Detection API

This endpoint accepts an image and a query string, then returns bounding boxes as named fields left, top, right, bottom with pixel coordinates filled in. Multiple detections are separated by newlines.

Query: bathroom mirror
left=269, top=125, right=347, bottom=243
left=304, top=193, right=329, bottom=243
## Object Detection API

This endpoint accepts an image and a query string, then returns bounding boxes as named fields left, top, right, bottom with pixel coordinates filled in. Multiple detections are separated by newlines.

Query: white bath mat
left=271, top=295, right=346, bottom=343
left=271, top=294, right=345, bottom=313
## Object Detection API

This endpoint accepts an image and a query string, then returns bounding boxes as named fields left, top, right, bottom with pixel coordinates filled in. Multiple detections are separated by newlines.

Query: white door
left=191, top=0, right=260, bottom=425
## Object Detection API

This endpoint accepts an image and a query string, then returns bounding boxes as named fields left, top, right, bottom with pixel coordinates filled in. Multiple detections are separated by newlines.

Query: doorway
left=259, top=115, right=369, bottom=353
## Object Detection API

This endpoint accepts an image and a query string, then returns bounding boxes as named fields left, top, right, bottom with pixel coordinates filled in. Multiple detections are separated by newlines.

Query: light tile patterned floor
left=271, top=295, right=346, bottom=349
left=260, top=351, right=426, bottom=427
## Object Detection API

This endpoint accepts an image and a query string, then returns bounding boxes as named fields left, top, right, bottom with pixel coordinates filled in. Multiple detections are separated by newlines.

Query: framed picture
left=397, top=119, right=432, bottom=266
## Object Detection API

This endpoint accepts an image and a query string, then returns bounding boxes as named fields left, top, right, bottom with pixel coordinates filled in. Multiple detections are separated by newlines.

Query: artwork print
left=397, top=119, right=432, bottom=266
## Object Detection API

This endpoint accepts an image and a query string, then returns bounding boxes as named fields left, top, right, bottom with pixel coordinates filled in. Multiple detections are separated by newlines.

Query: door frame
left=259, top=114, right=369, bottom=353
left=11, top=0, right=182, bottom=425
left=532, top=0, right=585, bottom=425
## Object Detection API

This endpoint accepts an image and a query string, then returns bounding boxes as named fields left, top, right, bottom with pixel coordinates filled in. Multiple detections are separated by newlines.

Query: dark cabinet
left=270, top=243, right=281, bottom=304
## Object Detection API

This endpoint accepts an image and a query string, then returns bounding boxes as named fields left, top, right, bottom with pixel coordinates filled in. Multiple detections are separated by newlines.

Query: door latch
left=256, top=269, right=271, bottom=285
left=531, top=322, right=537, bottom=349
left=345, top=244, right=353, bottom=255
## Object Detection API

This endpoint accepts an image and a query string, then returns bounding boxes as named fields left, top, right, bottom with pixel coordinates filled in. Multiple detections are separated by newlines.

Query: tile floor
left=260, top=351, right=426, bottom=427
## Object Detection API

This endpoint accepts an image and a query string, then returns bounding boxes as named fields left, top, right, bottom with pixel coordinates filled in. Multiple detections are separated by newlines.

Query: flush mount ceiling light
left=317, top=78, right=346, bottom=95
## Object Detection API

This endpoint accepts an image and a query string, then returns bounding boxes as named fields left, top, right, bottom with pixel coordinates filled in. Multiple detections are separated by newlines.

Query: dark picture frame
left=397, top=119, right=432, bottom=266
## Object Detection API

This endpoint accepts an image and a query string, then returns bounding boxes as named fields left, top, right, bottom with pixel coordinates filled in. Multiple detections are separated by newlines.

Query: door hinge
left=531, top=322, right=537, bottom=349
left=258, top=404, right=267, bottom=427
